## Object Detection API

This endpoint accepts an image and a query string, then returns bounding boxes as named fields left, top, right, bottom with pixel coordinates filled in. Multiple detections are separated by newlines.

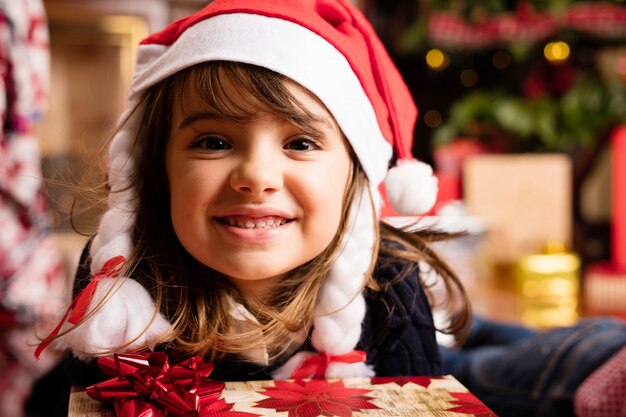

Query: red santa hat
left=37, top=0, right=437, bottom=378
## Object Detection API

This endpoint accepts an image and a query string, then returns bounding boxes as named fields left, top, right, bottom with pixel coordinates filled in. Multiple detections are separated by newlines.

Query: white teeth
left=223, top=216, right=287, bottom=229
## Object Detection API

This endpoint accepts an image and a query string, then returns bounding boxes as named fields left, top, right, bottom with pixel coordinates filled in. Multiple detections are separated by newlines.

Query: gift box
left=67, top=352, right=496, bottom=417
left=68, top=375, right=497, bottom=417
left=463, top=153, right=572, bottom=266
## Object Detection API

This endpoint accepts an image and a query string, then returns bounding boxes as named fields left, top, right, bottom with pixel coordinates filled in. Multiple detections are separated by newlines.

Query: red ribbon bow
left=290, top=350, right=367, bottom=379
left=86, top=352, right=225, bottom=417
left=35, top=256, right=126, bottom=358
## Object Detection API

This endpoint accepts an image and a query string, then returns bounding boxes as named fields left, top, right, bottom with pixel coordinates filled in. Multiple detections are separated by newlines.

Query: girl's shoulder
left=373, top=238, right=420, bottom=284
left=361, top=241, right=441, bottom=375
left=369, top=237, right=433, bottom=324
left=370, top=247, right=426, bottom=315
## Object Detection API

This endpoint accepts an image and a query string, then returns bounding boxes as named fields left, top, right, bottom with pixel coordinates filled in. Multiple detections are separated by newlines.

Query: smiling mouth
left=217, top=216, right=293, bottom=229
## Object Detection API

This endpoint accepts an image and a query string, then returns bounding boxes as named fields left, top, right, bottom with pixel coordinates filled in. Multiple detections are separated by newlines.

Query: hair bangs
left=175, top=61, right=326, bottom=138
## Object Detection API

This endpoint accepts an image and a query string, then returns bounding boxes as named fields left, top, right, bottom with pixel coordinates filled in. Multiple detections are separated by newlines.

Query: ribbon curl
left=290, top=350, right=367, bottom=379
left=86, top=352, right=225, bottom=417
left=34, top=256, right=126, bottom=358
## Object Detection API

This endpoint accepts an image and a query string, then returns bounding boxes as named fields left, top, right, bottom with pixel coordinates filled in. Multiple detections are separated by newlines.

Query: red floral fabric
left=0, top=1, right=65, bottom=416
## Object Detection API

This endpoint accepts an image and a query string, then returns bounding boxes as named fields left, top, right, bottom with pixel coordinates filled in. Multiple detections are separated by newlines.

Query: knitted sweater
left=63, top=240, right=441, bottom=386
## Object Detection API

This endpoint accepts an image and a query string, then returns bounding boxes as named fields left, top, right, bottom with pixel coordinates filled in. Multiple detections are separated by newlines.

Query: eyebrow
left=177, top=111, right=227, bottom=130
left=176, top=109, right=337, bottom=139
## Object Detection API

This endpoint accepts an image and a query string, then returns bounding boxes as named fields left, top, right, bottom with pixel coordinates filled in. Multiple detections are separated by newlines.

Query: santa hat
left=37, top=0, right=438, bottom=378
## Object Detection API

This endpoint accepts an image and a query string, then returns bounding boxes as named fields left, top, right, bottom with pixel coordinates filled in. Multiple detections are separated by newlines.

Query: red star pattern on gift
left=370, top=376, right=442, bottom=388
left=254, top=379, right=380, bottom=417
left=446, top=392, right=497, bottom=417
left=199, top=399, right=260, bottom=417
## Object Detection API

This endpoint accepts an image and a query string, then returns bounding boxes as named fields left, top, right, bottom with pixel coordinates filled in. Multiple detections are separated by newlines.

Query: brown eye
left=192, top=135, right=232, bottom=151
left=284, top=138, right=319, bottom=151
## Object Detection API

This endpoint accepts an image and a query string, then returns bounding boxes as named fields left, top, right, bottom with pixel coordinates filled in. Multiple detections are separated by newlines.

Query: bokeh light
left=423, top=109, right=442, bottom=128
left=426, top=48, right=448, bottom=70
left=544, top=41, right=570, bottom=63
left=492, top=50, right=511, bottom=69
left=460, top=69, right=478, bottom=87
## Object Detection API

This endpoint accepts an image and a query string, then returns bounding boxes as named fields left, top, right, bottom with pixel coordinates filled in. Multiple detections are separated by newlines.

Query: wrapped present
left=68, top=353, right=497, bottom=417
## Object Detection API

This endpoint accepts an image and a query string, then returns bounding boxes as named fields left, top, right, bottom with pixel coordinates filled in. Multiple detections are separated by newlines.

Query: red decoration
left=85, top=352, right=254, bottom=417
left=197, top=399, right=262, bottom=417
left=428, top=2, right=626, bottom=49
left=565, top=3, right=626, bottom=39
left=428, top=12, right=497, bottom=50
left=70, top=256, right=126, bottom=324
left=371, top=376, right=440, bottom=388
left=522, top=63, right=576, bottom=100
left=289, top=351, right=367, bottom=379
left=484, top=13, right=556, bottom=44
left=434, top=137, right=491, bottom=206
left=613, top=126, right=626, bottom=272
left=255, top=379, right=380, bottom=417
left=34, top=255, right=126, bottom=358
left=583, top=126, right=626, bottom=318
left=446, top=392, right=497, bottom=417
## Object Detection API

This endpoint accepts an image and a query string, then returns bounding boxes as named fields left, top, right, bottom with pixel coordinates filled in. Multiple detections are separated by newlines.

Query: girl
left=37, top=0, right=470, bottom=386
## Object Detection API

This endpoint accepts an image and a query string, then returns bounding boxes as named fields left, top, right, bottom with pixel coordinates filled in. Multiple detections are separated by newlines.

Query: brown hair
left=112, top=61, right=469, bottom=360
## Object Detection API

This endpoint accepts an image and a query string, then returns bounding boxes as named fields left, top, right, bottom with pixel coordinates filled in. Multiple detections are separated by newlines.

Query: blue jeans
left=441, top=316, right=626, bottom=417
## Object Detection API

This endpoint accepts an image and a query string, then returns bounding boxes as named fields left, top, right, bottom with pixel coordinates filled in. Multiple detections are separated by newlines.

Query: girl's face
left=165, top=77, right=352, bottom=300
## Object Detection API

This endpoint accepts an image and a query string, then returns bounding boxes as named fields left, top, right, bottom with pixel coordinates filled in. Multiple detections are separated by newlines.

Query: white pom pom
left=384, top=159, right=438, bottom=215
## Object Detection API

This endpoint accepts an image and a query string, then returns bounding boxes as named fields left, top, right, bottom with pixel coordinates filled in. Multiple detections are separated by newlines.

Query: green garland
left=433, top=73, right=626, bottom=151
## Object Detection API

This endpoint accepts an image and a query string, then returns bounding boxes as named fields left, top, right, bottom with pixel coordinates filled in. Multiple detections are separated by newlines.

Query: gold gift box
left=515, top=243, right=580, bottom=328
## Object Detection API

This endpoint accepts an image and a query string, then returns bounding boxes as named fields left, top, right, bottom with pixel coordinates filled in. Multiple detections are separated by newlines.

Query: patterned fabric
left=575, top=346, right=626, bottom=417
left=0, top=1, right=65, bottom=416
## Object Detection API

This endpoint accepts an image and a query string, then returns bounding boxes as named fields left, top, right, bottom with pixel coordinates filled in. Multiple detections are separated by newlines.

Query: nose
left=229, top=149, right=283, bottom=196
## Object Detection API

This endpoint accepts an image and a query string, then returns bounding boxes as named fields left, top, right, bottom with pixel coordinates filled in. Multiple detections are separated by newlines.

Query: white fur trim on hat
left=129, top=13, right=393, bottom=188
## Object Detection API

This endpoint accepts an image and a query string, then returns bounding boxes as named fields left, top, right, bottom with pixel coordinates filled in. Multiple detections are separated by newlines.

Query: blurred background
left=2, top=0, right=625, bottom=415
